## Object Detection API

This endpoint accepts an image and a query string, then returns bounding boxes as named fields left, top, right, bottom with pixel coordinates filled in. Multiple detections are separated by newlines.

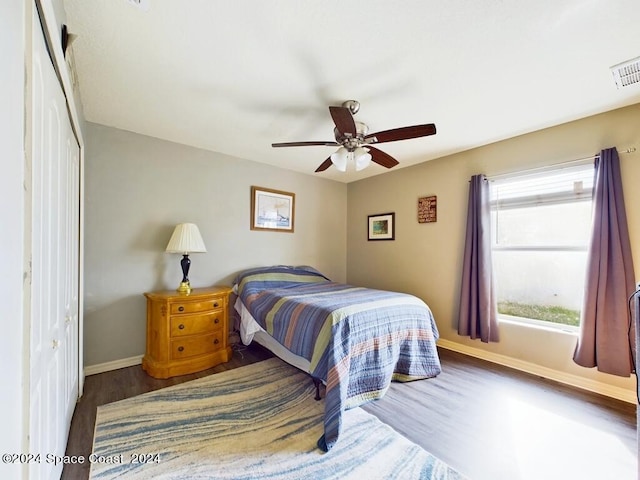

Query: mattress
left=235, top=296, right=312, bottom=374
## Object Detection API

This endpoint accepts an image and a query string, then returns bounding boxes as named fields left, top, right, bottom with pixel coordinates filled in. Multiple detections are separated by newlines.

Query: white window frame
left=489, top=161, right=594, bottom=333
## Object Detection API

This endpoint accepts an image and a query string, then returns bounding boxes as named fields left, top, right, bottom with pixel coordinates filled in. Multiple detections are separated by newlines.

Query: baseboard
left=84, top=355, right=144, bottom=376
left=436, top=338, right=636, bottom=404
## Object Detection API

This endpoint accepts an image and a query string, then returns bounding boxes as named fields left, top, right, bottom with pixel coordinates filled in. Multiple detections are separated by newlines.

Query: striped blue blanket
left=235, top=266, right=442, bottom=452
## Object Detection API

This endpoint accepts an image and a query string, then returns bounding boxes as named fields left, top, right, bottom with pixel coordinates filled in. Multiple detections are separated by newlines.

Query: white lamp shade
left=330, top=147, right=349, bottom=172
left=354, top=147, right=372, bottom=171
left=165, top=223, right=207, bottom=253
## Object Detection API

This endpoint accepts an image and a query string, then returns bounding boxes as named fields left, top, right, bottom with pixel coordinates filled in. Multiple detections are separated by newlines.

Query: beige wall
left=347, top=103, right=640, bottom=395
left=83, top=123, right=347, bottom=366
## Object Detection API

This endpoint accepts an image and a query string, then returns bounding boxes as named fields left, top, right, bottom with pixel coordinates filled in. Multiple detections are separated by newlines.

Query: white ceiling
left=63, top=0, right=640, bottom=183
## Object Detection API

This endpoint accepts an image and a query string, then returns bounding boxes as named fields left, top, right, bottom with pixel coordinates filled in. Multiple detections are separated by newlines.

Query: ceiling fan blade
left=365, top=123, right=436, bottom=144
left=315, top=157, right=333, bottom=172
left=329, top=106, right=357, bottom=137
left=272, top=141, right=340, bottom=147
left=368, top=146, right=399, bottom=169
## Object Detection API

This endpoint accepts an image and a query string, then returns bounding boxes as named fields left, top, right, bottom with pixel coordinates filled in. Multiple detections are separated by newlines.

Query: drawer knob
left=213, top=302, right=219, bottom=308
left=213, top=339, right=219, bottom=345
left=178, top=346, right=184, bottom=352
left=178, top=306, right=185, bottom=312
left=178, top=324, right=185, bottom=330
left=214, top=318, right=219, bottom=324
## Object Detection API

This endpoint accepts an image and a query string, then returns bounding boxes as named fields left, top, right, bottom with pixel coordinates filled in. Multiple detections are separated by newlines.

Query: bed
left=232, top=265, right=442, bottom=452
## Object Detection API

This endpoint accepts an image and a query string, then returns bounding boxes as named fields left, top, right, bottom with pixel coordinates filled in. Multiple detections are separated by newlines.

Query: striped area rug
left=90, top=357, right=465, bottom=480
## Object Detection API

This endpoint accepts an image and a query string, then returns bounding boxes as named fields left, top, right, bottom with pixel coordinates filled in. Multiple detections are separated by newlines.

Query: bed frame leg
left=312, top=377, right=322, bottom=401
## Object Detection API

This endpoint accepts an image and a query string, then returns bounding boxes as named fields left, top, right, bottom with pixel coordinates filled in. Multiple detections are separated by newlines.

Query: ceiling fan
left=271, top=100, right=436, bottom=173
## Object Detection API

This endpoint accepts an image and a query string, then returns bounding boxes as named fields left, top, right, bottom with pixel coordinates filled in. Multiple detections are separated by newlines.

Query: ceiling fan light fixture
left=271, top=101, right=436, bottom=173
left=330, top=147, right=349, bottom=172
left=354, top=147, right=372, bottom=171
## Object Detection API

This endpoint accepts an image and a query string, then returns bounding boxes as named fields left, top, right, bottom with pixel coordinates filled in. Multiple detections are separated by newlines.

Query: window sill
left=498, top=314, right=579, bottom=336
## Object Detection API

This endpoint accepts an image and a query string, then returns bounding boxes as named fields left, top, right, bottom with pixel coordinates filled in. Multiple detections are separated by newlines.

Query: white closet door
left=30, top=6, right=80, bottom=479
left=63, top=135, right=80, bottom=426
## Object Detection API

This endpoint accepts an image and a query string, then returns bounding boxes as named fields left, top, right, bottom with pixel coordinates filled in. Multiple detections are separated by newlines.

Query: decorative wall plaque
left=418, top=196, right=437, bottom=223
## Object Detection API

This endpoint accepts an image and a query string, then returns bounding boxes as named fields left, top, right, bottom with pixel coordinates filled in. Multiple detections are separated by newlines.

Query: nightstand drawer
left=170, top=298, right=224, bottom=315
left=171, top=331, right=224, bottom=360
left=170, top=312, right=223, bottom=337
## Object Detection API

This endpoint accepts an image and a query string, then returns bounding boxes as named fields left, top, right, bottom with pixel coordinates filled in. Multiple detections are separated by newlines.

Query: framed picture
left=418, top=195, right=437, bottom=223
left=368, top=212, right=395, bottom=241
left=250, top=186, right=295, bottom=232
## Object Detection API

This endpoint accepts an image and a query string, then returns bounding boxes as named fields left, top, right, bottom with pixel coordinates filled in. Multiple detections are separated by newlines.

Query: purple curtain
left=458, top=174, right=499, bottom=342
left=573, top=148, right=636, bottom=377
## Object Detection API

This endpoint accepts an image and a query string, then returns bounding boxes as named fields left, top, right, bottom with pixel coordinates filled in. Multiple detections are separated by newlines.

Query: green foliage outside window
left=497, top=301, right=580, bottom=327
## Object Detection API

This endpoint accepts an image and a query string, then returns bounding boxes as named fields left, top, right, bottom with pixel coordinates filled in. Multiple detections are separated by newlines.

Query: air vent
left=611, top=57, right=640, bottom=89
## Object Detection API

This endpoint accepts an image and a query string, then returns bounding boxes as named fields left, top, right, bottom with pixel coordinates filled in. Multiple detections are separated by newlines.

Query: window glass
left=492, top=202, right=592, bottom=247
left=489, top=163, right=594, bottom=329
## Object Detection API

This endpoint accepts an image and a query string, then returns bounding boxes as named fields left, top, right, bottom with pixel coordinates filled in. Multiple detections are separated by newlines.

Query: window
left=489, top=163, right=594, bottom=330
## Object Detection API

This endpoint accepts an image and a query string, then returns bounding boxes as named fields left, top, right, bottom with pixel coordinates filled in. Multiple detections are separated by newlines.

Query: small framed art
left=418, top=195, right=437, bottom=223
left=250, top=186, right=295, bottom=232
left=368, top=212, right=395, bottom=241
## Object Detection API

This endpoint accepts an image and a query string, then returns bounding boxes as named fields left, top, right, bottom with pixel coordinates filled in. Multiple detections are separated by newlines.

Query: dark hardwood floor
left=62, top=345, right=636, bottom=480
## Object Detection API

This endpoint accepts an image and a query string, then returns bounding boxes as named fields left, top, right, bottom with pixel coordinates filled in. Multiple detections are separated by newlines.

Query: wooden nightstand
left=142, top=286, right=233, bottom=378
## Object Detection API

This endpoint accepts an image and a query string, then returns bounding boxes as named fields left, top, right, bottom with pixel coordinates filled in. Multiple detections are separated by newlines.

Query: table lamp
left=165, top=223, right=207, bottom=294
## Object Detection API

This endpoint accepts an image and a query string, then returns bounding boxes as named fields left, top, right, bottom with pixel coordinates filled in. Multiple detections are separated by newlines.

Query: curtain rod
left=590, top=146, right=635, bottom=160
left=487, top=146, right=636, bottom=181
